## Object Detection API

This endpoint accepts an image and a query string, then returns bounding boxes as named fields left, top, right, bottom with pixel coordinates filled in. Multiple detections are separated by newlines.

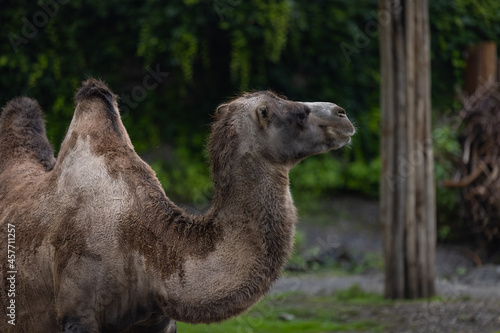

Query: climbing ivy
left=1, top=0, right=499, bottom=205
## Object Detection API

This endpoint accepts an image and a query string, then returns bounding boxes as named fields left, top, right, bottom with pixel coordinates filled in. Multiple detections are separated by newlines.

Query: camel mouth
left=326, top=126, right=356, bottom=139
left=325, top=126, right=355, bottom=149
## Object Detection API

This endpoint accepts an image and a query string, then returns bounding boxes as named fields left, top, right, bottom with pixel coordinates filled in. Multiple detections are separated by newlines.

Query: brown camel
left=0, top=79, right=355, bottom=332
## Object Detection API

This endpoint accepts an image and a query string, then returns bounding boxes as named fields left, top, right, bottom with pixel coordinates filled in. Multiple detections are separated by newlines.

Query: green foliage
left=151, top=144, right=212, bottom=206
left=430, top=0, right=500, bottom=109
left=290, top=155, right=344, bottom=199
left=345, top=157, right=380, bottom=197
left=287, top=229, right=307, bottom=268
left=290, top=152, right=379, bottom=205
left=1, top=0, right=499, bottom=212
left=433, top=124, right=467, bottom=241
left=333, top=284, right=384, bottom=304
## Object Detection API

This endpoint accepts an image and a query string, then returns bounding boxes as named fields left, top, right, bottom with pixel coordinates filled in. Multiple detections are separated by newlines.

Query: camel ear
left=256, top=105, right=269, bottom=129
left=215, top=103, right=229, bottom=119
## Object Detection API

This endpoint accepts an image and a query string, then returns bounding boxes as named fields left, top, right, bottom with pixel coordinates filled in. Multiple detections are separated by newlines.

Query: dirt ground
left=272, top=195, right=500, bottom=333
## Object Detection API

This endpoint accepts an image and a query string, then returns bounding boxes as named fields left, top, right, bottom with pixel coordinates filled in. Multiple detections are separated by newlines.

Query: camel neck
left=210, top=155, right=297, bottom=258
left=156, top=155, right=297, bottom=323
left=211, top=155, right=296, bottom=297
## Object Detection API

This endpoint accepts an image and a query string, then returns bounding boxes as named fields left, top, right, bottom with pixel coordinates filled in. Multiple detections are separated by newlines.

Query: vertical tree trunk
left=379, top=0, right=435, bottom=299
left=497, top=59, right=500, bottom=85
left=464, top=41, right=497, bottom=96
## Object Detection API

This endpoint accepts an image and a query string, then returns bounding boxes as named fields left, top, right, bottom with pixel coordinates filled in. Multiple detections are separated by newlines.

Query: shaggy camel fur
left=0, top=79, right=355, bottom=332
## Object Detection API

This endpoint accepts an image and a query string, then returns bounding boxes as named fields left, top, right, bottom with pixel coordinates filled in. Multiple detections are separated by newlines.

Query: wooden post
left=379, top=0, right=435, bottom=299
left=497, top=59, right=500, bottom=90
left=464, top=42, right=497, bottom=96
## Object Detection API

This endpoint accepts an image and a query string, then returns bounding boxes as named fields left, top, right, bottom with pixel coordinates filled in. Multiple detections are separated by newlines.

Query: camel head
left=211, top=91, right=355, bottom=166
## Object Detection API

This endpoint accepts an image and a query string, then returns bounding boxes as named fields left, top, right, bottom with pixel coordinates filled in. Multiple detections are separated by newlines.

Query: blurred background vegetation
left=1, top=0, right=500, bottom=243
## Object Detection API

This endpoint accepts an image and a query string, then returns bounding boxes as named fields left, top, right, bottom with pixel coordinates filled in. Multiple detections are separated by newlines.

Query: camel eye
left=256, top=105, right=269, bottom=128
left=259, top=106, right=268, bottom=119
left=298, top=110, right=308, bottom=123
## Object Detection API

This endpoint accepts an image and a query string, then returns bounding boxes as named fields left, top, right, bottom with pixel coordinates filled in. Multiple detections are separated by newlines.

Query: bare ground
left=272, top=195, right=500, bottom=333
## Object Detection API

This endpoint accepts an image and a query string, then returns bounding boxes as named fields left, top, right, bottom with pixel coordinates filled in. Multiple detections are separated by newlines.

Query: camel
left=0, top=78, right=355, bottom=332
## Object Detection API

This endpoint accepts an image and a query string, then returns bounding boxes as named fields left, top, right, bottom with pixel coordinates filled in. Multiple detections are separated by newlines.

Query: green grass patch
left=177, top=286, right=387, bottom=333
left=331, top=284, right=387, bottom=305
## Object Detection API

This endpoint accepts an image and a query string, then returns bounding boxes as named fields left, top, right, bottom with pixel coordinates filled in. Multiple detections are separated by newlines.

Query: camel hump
left=70, top=78, right=128, bottom=138
left=0, top=97, right=55, bottom=173
left=75, top=78, right=117, bottom=109
left=54, top=78, right=133, bottom=168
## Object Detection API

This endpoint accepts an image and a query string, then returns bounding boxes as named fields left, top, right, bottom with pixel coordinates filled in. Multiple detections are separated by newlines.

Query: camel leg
left=164, top=320, right=177, bottom=333
left=130, top=315, right=176, bottom=333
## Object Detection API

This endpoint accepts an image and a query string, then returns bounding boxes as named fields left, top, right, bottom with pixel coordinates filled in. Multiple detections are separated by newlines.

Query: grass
left=177, top=285, right=389, bottom=333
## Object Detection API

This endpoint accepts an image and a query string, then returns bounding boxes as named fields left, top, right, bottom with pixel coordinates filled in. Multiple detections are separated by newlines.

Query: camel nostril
left=335, top=107, right=346, bottom=117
